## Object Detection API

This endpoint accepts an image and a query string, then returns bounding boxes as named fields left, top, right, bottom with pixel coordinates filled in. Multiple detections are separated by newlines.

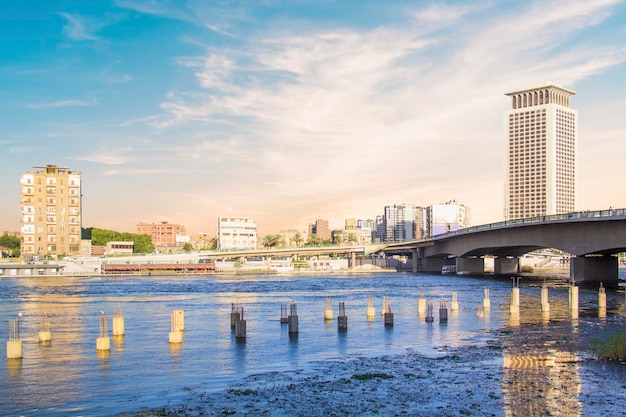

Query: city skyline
left=2, top=1, right=626, bottom=237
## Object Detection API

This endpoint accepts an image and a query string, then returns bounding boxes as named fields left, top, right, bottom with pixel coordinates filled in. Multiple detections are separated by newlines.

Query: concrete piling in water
left=280, top=303, right=289, bottom=324
left=383, top=298, right=393, bottom=327
left=6, top=317, right=23, bottom=359
left=569, top=284, right=579, bottom=319
left=235, top=306, right=246, bottom=340
left=425, top=301, right=434, bottom=323
left=483, top=288, right=491, bottom=311
left=366, top=295, right=375, bottom=321
left=381, top=295, right=389, bottom=318
left=38, top=316, right=51, bottom=343
left=418, top=293, right=426, bottom=317
left=439, top=299, right=448, bottom=324
left=541, top=284, right=550, bottom=313
left=476, top=303, right=484, bottom=318
left=112, top=304, right=124, bottom=336
left=338, top=301, right=348, bottom=332
left=231, top=303, right=242, bottom=329
left=509, top=278, right=520, bottom=314
left=598, top=283, right=607, bottom=317
left=288, top=302, right=299, bottom=334
left=169, top=310, right=184, bottom=344
left=96, top=311, right=110, bottom=351
left=450, top=292, right=459, bottom=313
left=324, top=296, right=333, bottom=321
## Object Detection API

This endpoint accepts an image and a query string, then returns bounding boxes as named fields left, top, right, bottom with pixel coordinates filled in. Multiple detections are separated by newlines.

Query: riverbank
left=120, top=316, right=626, bottom=417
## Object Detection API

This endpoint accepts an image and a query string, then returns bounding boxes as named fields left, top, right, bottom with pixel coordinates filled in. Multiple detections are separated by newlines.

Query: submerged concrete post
left=569, top=284, right=579, bottom=319
left=169, top=310, right=184, bottom=344
left=366, top=295, right=375, bottom=321
left=381, top=295, right=389, bottom=318
left=598, top=283, right=607, bottom=318
left=541, top=285, right=550, bottom=312
left=38, top=318, right=51, bottom=343
left=509, top=277, right=520, bottom=314
left=112, top=305, right=124, bottom=336
left=288, top=302, right=299, bottom=334
left=483, top=288, right=491, bottom=311
left=7, top=318, right=23, bottom=359
left=425, top=301, right=434, bottom=323
left=235, top=307, right=246, bottom=340
left=383, top=298, right=393, bottom=327
left=338, top=301, right=348, bottom=332
left=418, top=293, right=426, bottom=317
left=280, top=303, right=289, bottom=324
left=439, top=299, right=448, bottom=324
left=324, top=296, right=333, bottom=321
left=450, top=292, right=459, bottom=312
left=96, top=312, right=110, bottom=351
left=231, top=303, right=241, bottom=330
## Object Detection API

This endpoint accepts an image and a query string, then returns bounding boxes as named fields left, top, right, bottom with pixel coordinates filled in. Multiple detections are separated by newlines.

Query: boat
left=441, top=265, right=456, bottom=275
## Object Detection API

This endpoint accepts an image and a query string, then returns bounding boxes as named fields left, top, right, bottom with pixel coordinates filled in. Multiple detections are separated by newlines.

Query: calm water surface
left=1, top=271, right=625, bottom=416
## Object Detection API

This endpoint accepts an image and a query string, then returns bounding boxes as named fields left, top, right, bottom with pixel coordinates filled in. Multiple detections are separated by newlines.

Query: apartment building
left=217, top=217, right=257, bottom=250
left=136, top=221, right=186, bottom=246
left=20, top=165, right=82, bottom=258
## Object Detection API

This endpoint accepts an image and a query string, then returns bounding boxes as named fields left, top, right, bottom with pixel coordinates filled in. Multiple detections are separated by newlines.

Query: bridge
left=382, top=208, right=626, bottom=284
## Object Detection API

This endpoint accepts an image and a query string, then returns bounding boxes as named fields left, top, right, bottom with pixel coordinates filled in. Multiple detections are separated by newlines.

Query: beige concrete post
left=541, top=285, right=550, bottom=312
left=324, top=296, right=333, bottom=321
left=450, top=292, right=459, bottom=312
left=366, top=295, right=375, bottom=321
left=509, top=287, right=520, bottom=314
left=570, top=285, right=579, bottom=319
left=6, top=341, right=23, bottom=359
left=418, top=293, right=426, bottom=317
left=38, top=320, right=51, bottom=343
left=483, top=288, right=491, bottom=311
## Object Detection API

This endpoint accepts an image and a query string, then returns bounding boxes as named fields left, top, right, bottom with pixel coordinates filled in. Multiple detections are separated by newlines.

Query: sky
left=1, top=0, right=626, bottom=237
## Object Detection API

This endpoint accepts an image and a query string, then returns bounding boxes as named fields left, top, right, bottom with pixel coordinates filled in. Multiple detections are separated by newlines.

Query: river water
left=1, top=271, right=625, bottom=416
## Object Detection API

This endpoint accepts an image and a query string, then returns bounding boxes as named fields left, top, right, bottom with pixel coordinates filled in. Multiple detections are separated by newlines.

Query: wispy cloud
left=61, top=12, right=98, bottom=41
left=25, top=97, right=98, bottom=109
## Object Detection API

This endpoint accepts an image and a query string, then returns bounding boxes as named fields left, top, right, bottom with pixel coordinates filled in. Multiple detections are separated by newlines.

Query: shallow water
left=1, top=271, right=624, bottom=416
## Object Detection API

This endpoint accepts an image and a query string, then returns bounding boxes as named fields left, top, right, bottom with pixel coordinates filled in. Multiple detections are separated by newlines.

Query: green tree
left=183, top=242, right=193, bottom=252
left=262, top=234, right=284, bottom=248
left=291, top=232, right=304, bottom=247
left=333, top=235, right=343, bottom=245
left=0, top=234, right=21, bottom=257
left=86, top=227, right=154, bottom=254
left=347, top=232, right=358, bottom=245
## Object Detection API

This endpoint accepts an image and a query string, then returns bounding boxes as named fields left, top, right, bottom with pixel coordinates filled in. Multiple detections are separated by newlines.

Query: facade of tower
left=504, top=84, right=577, bottom=220
left=383, top=204, right=415, bottom=242
left=20, top=165, right=82, bottom=258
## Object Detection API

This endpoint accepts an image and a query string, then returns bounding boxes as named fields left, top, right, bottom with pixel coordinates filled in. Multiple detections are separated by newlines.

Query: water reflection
left=0, top=272, right=624, bottom=416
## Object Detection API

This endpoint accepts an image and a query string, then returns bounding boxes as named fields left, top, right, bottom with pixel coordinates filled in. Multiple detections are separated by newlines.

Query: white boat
left=441, top=265, right=456, bottom=275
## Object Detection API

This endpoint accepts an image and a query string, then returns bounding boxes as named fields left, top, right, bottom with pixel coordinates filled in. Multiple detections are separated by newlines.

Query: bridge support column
left=494, top=257, right=520, bottom=275
left=412, top=249, right=418, bottom=273
left=456, top=258, right=484, bottom=275
left=570, top=256, right=618, bottom=285
left=423, top=258, right=446, bottom=273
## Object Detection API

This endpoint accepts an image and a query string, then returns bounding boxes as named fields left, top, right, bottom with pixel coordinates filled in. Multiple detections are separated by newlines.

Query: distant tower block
left=483, top=289, right=491, bottom=311
left=38, top=319, right=51, bottom=343
left=169, top=310, right=184, bottom=344
left=439, top=299, right=448, bottom=324
left=425, top=301, right=434, bottom=323
left=235, top=307, right=246, bottom=340
left=381, top=295, right=389, bottom=317
left=569, top=284, right=579, bottom=319
left=541, top=285, right=550, bottom=312
left=450, top=292, right=459, bottom=312
left=288, top=302, right=299, bottom=334
left=337, top=301, right=348, bottom=332
left=280, top=303, right=289, bottom=324
left=96, top=312, right=110, bottom=351
left=7, top=318, right=23, bottom=359
left=383, top=299, right=393, bottom=328
left=418, top=293, right=426, bottom=317
left=112, top=305, right=124, bottom=336
left=324, top=296, right=333, bottom=321
left=366, top=295, right=375, bottom=321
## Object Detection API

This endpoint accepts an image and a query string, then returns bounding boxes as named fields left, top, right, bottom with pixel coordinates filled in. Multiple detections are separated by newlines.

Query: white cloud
left=25, top=98, right=98, bottom=109
left=61, top=12, right=98, bottom=41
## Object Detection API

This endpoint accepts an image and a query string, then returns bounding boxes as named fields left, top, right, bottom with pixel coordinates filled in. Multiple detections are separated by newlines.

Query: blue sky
left=2, top=0, right=626, bottom=236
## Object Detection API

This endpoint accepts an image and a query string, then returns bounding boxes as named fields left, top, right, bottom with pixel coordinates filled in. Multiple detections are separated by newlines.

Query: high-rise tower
left=504, top=84, right=577, bottom=220
left=20, top=165, right=82, bottom=258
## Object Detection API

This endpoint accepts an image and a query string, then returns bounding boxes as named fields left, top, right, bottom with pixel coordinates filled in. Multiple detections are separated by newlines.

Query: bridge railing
left=436, top=207, right=626, bottom=239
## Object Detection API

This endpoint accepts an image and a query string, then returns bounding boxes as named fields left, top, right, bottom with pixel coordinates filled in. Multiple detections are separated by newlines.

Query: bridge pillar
left=423, top=258, right=446, bottom=273
left=494, top=257, right=520, bottom=275
left=570, top=256, right=619, bottom=285
left=456, top=258, right=484, bottom=274
left=412, top=249, right=418, bottom=273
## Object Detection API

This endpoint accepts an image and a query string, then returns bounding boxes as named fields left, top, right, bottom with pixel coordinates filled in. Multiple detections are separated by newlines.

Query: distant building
left=277, top=229, right=308, bottom=247
left=384, top=204, right=415, bottom=242
left=20, top=165, right=82, bottom=258
left=428, top=200, right=471, bottom=237
left=505, top=84, right=577, bottom=220
left=309, top=218, right=331, bottom=241
left=217, top=217, right=257, bottom=250
left=105, top=241, right=134, bottom=255
left=136, top=221, right=186, bottom=246
left=414, top=206, right=428, bottom=240
left=344, top=218, right=357, bottom=231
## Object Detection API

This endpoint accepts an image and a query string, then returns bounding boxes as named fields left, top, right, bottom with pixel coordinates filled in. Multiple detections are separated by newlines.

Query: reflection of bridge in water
left=381, top=208, right=626, bottom=284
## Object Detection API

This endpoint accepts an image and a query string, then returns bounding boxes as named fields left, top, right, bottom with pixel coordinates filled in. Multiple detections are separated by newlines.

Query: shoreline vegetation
left=118, top=317, right=626, bottom=417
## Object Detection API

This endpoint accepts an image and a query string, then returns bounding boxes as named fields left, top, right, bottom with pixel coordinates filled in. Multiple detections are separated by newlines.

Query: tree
left=263, top=234, right=284, bottom=248
left=347, top=232, right=358, bottom=245
left=85, top=227, right=154, bottom=254
left=182, top=243, right=193, bottom=252
left=333, top=235, right=343, bottom=245
left=291, top=232, right=304, bottom=247
left=0, top=234, right=20, bottom=257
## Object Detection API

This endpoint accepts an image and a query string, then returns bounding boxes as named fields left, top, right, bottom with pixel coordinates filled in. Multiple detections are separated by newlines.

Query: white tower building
left=217, top=217, right=258, bottom=250
left=504, top=84, right=577, bottom=220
